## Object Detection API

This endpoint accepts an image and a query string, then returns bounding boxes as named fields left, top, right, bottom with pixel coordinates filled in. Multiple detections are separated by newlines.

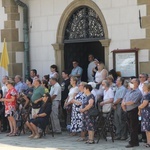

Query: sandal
left=85, top=139, right=90, bottom=144
left=6, top=132, right=13, bottom=136
left=88, top=140, right=95, bottom=144
left=77, top=137, right=86, bottom=141
left=145, top=143, right=150, bottom=148
left=9, top=133, right=18, bottom=137
left=70, top=133, right=77, bottom=136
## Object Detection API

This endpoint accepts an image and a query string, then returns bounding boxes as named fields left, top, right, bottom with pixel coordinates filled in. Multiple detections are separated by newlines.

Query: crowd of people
left=0, top=55, right=150, bottom=148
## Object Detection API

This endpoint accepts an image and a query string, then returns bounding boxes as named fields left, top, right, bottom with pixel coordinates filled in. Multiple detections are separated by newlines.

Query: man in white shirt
left=87, top=54, right=96, bottom=82
left=50, top=77, right=61, bottom=133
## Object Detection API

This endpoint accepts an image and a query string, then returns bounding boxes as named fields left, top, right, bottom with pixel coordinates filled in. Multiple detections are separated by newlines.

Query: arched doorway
left=64, top=6, right=105, bottom=81
left=64, top=42, right=104, bottom=81
left=52, top=0, right=111, bottom=78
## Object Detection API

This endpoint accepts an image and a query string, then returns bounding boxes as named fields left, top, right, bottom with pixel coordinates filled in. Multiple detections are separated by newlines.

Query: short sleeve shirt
left=114, top=86, right=127, bottom=102
left=71, top=66, right=83, bottom=77
left=103, top=88, right=114, bottom=101
left=82, top=94, right=95, bottom=109
left=31, top=86, right=45, bottom=103
left=5, top=88, right=17, bottom=108
left=68, top=86, right=79, bottom=102
left=143, top=93, right=150, bottom=103
left=50, top=82, right=61, bottom=100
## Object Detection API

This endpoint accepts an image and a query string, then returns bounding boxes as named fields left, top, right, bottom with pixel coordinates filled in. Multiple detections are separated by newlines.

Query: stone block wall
left=0, top=0, right=24, bottom=78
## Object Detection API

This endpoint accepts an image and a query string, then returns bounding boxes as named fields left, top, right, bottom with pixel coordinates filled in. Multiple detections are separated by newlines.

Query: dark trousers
left=127, top=107, right=139, bottom=145
left=0, top=106, right=8, bottom=131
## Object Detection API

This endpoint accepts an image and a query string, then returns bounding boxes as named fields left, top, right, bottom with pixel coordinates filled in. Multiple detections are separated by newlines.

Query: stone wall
left=0, top=1, right=7, bottom=51
left=27, top=0, right=147, bottom=77
left=1, top=0, right=148, bottom=78
left=27, top=0, right=73, bottom=78
left=0, top=0, right=24, bottom=78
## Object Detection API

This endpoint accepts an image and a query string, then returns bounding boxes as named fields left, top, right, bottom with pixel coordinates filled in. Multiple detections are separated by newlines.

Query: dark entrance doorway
left=63, top=6, right=105, bottom=82
left=64, top=41, right=104, bottom=82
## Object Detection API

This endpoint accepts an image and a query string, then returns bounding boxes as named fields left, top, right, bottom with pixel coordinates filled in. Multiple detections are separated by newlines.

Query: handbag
left=102, top=103, right=112, bottom=113
left=88, top=107, right=99, bottom=117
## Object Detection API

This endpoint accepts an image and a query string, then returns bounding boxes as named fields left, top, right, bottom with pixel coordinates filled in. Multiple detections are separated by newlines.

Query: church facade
left=0, top=0, right=150, bottom=79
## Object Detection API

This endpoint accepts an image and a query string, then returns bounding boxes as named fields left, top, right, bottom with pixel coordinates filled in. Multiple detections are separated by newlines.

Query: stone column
left=1, top=0, right=24, bottom=77
left=52, top=43, right=64, bottom=76
left=99, top=39, right=111, bottom=69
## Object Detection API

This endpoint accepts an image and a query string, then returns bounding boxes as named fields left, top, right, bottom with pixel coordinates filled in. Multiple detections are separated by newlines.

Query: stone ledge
left=131, top=38, right=150, bottom=49
left=137, top=0, right=150, bottom=5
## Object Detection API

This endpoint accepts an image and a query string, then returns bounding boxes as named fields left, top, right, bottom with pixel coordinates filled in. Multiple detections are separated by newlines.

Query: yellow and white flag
left=0, top=39, right=9, bottom=81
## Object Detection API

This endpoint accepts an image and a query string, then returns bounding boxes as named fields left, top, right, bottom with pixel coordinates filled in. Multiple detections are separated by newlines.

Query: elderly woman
left=0, top=80, right=18, bottom=136
left=64, top=76, right=79, bottom=131
left=95, top=62, right=108, bottom=89
left=26, top=93, right=51, bottom=139
left=100, top=80, right=114, bottom=113
left=138, top=83, right=150, bottom=147
left=106, top=75, right=117, bottom=93
left=80, top=84, right=95, bottom=144
left=70, top=82, right=87, bottom=135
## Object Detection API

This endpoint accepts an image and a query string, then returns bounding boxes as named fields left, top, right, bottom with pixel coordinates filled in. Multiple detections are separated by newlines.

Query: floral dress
left=141, top=93, right=150, bottom=131
left=70, top=92, right=86, bottom=132
left=82, top=94, right=95, bottom=131
left=5, top=88, right=17, bottom=117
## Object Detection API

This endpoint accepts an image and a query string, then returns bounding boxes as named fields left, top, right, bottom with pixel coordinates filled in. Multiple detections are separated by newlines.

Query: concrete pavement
left=0, top=132, right=147, bottom=150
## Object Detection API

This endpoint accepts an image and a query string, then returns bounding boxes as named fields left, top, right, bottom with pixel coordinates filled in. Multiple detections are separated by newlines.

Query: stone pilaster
left=130, top=0, right=150, bottom=73
left=1, top=0, right=24, bottom=77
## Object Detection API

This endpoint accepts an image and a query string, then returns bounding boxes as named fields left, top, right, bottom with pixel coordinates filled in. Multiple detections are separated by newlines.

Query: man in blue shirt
left=113, top=77, right=127, bottom=140
left=14, top=75, right=28, bottom=93
left=122, top=78, right=142, bottom=148
left=70, top=60, right=83, bottom=84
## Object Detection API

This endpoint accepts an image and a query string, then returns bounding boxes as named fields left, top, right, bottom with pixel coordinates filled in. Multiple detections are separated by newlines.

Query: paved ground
left=0, top=132, right=147, bottom=150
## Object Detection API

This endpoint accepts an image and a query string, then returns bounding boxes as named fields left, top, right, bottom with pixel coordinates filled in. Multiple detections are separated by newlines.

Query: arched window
left=64, top=6, right=105, bottom=43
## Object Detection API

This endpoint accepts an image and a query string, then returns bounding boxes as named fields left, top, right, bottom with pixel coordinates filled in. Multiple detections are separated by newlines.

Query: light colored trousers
left=51, top=100, right=61, bottom=132
left=114, top=104, right=127, bottom=138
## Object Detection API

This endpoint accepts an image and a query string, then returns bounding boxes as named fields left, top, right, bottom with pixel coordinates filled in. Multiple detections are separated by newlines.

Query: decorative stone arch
left=52, top=0, right=111, bottom=73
